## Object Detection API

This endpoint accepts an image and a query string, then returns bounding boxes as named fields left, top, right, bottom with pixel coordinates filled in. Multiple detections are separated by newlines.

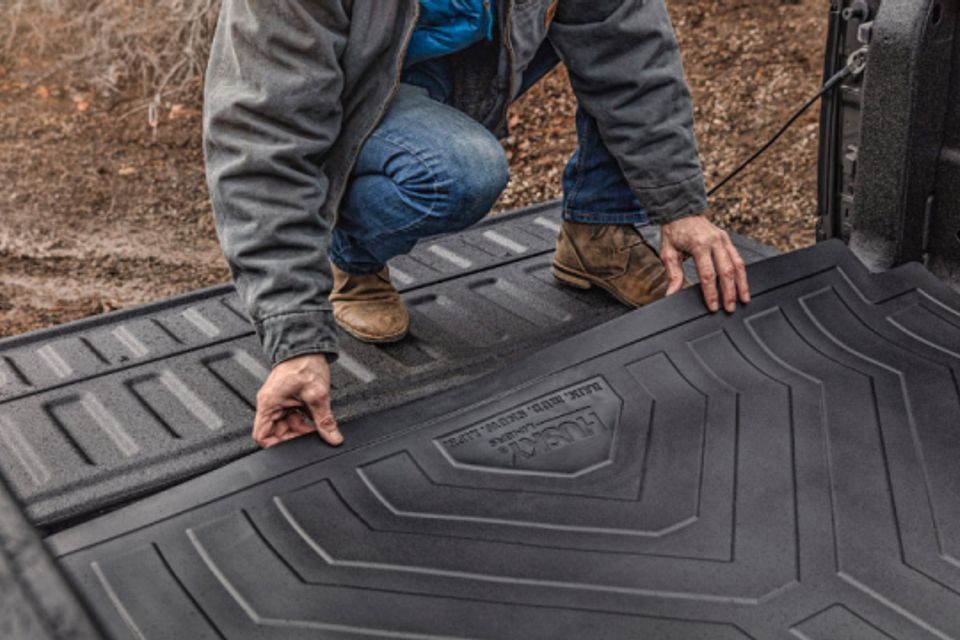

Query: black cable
left=707, top=64, right=854, bottom=198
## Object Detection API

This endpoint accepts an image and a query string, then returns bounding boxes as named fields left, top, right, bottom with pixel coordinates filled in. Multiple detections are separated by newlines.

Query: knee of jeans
left=442, top=133, right=509, bottom=228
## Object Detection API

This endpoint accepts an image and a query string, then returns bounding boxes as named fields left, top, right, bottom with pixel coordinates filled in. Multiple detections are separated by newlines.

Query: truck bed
left=6, top=0, right=960, bottom=634
left=36, top=236, right=960, bottom=639
left=9, top=203, right=960, bottom=638
left=0, top=202, right=777, bottom=529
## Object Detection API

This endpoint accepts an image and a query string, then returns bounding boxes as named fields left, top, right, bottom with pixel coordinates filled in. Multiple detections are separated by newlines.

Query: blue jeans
left=328, top=45, right=649, bottom=275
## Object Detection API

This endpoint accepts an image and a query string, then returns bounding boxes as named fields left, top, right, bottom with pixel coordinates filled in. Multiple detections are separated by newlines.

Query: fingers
left=660, top=215, right=754, bottom=313
left=711, top=244, right=739, bottom=313
left=271, top=412, right=315, bottom=445
left=660, top=241, right=687, bottom=296
left=253, top=408, right=289, bottom=448
left=710, top=236, right=751, bottom=313
left=252, top=355, right=341, bottom=449
left=252, top=397, right=282, bottom=448
left=287, top=411, right=316, bottom=435
left=274, top=417, right=304, bottom=445
left=724, top=235, right=751, bottom=305
left=254, top=404, right=339, bottom=448
left=699, top=242, right=752, bottom=314
left=301, top=386, right=343, bottom=447
left=261, top=433, right=283, bottom=448
left=692, top=248, right=721, bottom=312
left=274, top=415, right=291, bottom=440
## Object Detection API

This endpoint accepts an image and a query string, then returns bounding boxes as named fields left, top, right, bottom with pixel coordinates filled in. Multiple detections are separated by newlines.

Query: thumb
left=660, top=241, right=686, bottom=296
left=302, top=387, right=343, bottom=447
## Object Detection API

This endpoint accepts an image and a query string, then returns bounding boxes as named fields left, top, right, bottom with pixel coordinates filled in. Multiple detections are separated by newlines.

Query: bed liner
left=46, top=239, right=960, bottom=639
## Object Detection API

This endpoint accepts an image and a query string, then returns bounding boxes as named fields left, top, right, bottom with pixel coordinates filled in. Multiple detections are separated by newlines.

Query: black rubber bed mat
left=0, top=471, right=100, bottom=640
left=0, top=202, right=777, bottom=528
left=48, top=240, right=960, bottom=639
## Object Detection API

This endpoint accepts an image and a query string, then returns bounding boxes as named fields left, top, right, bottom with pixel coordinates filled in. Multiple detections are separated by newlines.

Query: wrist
left=273, top=351, right=333, bottom=371
left=658, top=210, right=705, bottom=227
left=661, top=213, right=706, bottom=229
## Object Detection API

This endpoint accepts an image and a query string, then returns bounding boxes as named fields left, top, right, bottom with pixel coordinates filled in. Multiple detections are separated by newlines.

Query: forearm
left=204, top=0, right=350, bottom=365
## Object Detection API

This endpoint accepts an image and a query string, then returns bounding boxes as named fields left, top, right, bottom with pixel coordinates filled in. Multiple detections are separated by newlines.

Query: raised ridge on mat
left=0, top=204, right=616, bottom=527
left=0, top=202, right=776, bottom=528
left=49, top=241, right=960, bottom=639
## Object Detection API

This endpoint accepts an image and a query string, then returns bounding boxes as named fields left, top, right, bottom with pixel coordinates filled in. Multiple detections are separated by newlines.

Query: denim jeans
left=328, top=44, right=649, bottom=275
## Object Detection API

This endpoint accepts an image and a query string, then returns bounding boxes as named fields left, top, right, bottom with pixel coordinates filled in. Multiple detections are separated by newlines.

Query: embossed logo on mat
left=436, top=377, right=622, bottom=475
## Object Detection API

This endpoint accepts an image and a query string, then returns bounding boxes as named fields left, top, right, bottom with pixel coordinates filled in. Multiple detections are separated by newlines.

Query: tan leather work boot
left=552, top=221, right=670, bottom=308
left=329, top=263, right=409, bottom=343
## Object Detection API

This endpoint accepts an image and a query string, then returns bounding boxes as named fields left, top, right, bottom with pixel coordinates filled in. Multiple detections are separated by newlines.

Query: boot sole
left=340, top=328, right=409, bottom=344
left=337, top=323, right=409, bottom=344
left=552, top=262, right=643, bottom=309
left=334, top=311, right=410, bottom=344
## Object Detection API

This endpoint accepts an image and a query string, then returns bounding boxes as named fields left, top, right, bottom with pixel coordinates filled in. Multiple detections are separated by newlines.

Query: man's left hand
left=659, top=214, right=751, bottom=313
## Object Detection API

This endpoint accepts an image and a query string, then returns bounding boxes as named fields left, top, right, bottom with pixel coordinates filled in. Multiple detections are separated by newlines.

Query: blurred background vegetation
left=0, top=0, right=826, bottom=337
left=3, top=0, right=219, bottom=122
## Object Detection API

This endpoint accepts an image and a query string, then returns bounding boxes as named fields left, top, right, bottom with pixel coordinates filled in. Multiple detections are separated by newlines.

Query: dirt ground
left=0, top=0, right=827, bottom=339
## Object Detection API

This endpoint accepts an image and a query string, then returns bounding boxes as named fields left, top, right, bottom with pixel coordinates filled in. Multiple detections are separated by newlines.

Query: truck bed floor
left=46, top=240, right=960, bottom=639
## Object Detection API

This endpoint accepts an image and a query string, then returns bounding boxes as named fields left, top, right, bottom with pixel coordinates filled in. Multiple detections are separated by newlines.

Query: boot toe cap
left=335, top=302, right=409, bottom=342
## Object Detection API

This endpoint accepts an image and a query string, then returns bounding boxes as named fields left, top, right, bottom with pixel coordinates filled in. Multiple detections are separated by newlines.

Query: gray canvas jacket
left=203, top=0, right=707, bottom=367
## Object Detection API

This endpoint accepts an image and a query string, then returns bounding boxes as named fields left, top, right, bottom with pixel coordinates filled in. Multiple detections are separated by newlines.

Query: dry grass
left=4, top=0, right=219, bottom=122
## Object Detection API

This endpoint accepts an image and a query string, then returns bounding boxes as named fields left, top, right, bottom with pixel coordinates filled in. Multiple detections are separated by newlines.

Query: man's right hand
left=253, top=354, right=343, bottom=448
left=660, top=214, right=750, bottom=314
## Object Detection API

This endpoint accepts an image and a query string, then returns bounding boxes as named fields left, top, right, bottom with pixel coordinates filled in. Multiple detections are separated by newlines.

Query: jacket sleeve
left=548, top=0, right=708, bottom=224
left=203, top=0, right=350, bottom=366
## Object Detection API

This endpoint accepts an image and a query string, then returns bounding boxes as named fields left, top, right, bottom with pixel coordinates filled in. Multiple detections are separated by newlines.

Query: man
left=204, top=0, right=751, bottom=449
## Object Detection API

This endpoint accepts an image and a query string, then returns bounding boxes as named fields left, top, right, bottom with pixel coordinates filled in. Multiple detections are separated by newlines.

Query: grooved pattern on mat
left=0, top=202, right=777, bottom=527
left=49, top=241, right=960, bottom=639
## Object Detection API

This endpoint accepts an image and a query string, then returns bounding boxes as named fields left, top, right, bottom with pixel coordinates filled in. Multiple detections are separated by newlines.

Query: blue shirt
left=405, top=0, right=495, bottom=67
left=402, top=0, right=495, bottom=102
